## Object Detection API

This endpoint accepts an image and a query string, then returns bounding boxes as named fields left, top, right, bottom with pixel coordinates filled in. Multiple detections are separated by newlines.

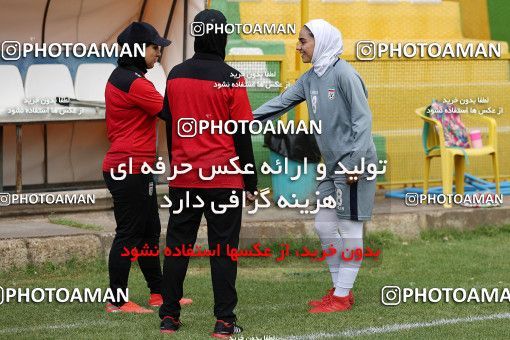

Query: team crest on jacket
left=328, top=88, right=335, bottom=100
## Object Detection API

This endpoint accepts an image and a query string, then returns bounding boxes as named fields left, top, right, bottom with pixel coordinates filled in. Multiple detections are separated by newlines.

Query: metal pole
left=15, top=125, right=22, bottom=193
left=0, top=126, right=3, bottom=191
left=42, top=0, right=51, bottom=187
left=159, top=0, right=178, bottom=62
left=183, top=0, right=188, bottom=61
left=138, top=0, right=147, bottom=21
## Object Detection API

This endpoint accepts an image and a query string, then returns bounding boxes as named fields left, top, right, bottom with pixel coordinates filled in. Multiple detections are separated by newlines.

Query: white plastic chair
left=0, top=65, right=25, bottom=115
left=25, top=64, right=77, bottom=183
left=75, top=63, right=115, bottom=102
left=25, top=64, right=76, bottom=99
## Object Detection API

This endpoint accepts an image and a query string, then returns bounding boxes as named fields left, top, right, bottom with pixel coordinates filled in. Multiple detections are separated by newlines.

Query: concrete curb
left=0, top=187, right=115, bottom=218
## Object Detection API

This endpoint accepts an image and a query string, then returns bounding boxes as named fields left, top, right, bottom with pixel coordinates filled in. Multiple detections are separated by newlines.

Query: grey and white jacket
left=253, top=58, right=377, bottom=176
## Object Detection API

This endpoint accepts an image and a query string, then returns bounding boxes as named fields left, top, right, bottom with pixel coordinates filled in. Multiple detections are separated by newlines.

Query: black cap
left=194, top=8, right=227, bottom=26
left=193, top=9, right=227, bottom=60
left=117, top=22, right=171, bottom=47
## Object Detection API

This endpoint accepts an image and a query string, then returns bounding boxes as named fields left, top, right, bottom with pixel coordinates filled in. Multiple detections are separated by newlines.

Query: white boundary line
left=285, top=312, right=510, bottom=339
left=0, top=320, right=114, bottom=335
left=1, top=312, right=509, bottom=337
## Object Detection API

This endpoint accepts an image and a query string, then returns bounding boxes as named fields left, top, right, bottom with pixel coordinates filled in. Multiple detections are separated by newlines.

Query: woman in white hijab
left=254, top=19, right=378, bottom=313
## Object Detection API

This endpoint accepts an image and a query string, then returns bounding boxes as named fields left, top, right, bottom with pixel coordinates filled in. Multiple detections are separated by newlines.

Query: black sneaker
left=211, top=319, right=243, bottom=338
left=160, top=316, right=182, bottom=334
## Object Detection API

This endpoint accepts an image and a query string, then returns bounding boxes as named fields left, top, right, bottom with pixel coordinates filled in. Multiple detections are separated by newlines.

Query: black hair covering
left=193, top=9, right=228, bottom=60
left=116, top=22, right=170, bottom=73
left=117, top=42, right=149, bottom=74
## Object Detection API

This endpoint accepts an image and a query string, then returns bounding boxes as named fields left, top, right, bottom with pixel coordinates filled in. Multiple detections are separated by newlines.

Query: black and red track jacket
left=162, top=52, right=258, bottom=193
left=103, top=65, right=163, bottom=174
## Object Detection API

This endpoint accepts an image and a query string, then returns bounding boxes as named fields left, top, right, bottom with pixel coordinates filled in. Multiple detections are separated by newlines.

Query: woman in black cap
left=102, top=21, right=192, bottom=313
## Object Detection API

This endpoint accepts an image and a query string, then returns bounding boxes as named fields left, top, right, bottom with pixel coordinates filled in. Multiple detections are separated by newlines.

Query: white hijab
left=304, top=19, right=343, bottom=77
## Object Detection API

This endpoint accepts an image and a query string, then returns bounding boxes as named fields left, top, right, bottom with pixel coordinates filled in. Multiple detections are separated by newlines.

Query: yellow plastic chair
left=416, top=107, right=500, bottom=207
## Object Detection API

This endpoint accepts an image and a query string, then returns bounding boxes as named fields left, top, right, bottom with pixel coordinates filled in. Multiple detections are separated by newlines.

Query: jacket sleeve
left=230, top=77, right=258, bottom=193
left=338, top=70, right=373, bottom=170
left=128, top=78, right=164, bottom=116
left=252, top=74, right=306, bottom=122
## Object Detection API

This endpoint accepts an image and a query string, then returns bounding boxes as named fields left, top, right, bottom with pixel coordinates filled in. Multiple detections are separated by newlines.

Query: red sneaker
left=106, top=301, right=153, bottom=314
left=179, top=297, right=193, bottom=305
left=148, top=294, right=193, bottom=307
left=308, top=289, right=354, bottom=307
left=308, top=288, right=334, bottom=307
left=308, top=294, right=352, bottom=314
